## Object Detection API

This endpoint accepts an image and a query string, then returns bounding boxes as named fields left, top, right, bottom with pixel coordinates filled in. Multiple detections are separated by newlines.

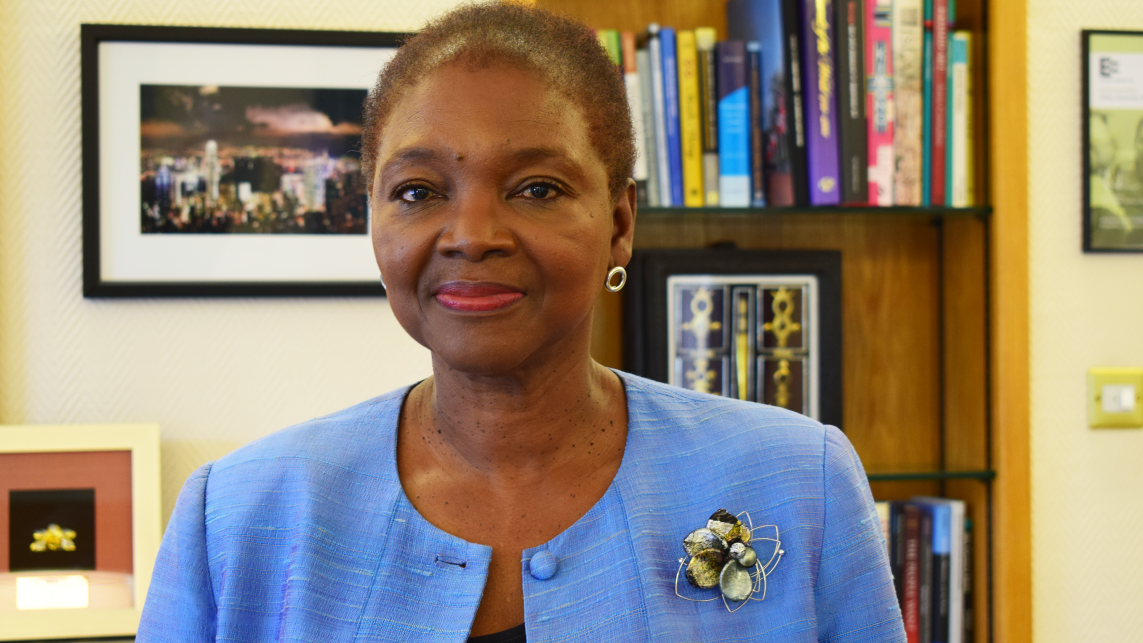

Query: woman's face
left=370, top=63, right=635, bottom=375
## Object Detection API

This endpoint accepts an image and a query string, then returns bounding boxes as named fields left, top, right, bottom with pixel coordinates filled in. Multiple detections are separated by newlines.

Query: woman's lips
left=434, top=282, right=524, bottom=312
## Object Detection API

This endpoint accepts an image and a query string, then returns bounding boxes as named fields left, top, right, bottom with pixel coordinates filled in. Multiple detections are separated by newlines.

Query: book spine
left=930, top=0, right=949, bottom=205
left=866, top=0, right=895, bottom=205
left=921, top=13, right=933, bottom=206
left=697, top=27, right=720, bottom=206
left=801, top=0, right=841, bottom=205
left=835, top=0, right=869, bottom=204
left=623, top=32, right=649, bottom=204
left=919, top=506, right=933, bottom=643
left=637, top=47, right=662, bottom=207
left=648, top=25, right=672, bottom=206
left=661, top=27, right=685, bottom=206
left=677, top=30, right=705, bottom=207
left=947, top=501, right=966, bottom=643
left=962, top=518, right=974, bottom=643
left=962, top=31, right=974, bottom=207
left=784, top=0, right=810, bottom=205
left=891, top=501, right=906, bottom=607
left=929, top=504, right=951, bottom=643
left=717, top=40, right=751, bottom=207
left=875, top=500, right=892, bottom=558
left=637, top=47, right=661, bottom=207
left=949, top=32, right=968, bottom=207
left=747, top=41, right=767, bottom=206
left=903, top=505, right=921, bottom=643
left=597, top=29, right=622, bottom=71
left=946, top=0, right=958, bottom=201
left=892, top=0, right=924, bottom=205
left=964, top=33, right=973, bottom=206
left=945, top=28, right=955, bottom=206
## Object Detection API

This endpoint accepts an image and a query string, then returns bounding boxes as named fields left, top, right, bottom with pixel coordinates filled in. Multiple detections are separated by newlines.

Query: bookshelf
left=533, top=0, right=1032, bottom=641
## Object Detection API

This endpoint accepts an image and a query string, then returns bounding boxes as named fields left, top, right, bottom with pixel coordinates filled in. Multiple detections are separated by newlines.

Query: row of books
left=876, top=498, right=973, bottom=643
left=597, top=0, right=975, bottom=209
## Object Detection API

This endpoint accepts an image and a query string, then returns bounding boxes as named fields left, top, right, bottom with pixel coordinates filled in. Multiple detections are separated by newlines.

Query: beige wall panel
left=0, top=0, right=468, bottom=524
left=1028, top=0, right=1143, bottom=639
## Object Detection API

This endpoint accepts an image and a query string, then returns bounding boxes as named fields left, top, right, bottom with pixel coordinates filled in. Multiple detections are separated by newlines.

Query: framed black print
left=624, top=248, right=843, bottom=428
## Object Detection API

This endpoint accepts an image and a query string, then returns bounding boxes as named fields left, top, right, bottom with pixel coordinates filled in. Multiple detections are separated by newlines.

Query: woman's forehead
left=375, top=64, right=596, bottom=168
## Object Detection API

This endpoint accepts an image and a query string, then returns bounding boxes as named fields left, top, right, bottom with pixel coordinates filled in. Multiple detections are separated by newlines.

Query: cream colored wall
left=0, top=1, right=465, bottom=522
left=1028, top=0, right=1143, bottom=639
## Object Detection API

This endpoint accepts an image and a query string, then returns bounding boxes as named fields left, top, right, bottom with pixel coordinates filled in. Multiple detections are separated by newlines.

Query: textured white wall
left=1028, top=0, right=1143, bottom=639
left=0, top=0, right=462, bottom=523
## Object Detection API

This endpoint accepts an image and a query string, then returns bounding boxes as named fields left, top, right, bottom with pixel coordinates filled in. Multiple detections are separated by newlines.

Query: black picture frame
left=624, top=248, right=843, bottom=428
left=1082, top=29, right=1143, bottom=253
left=81, top=24, right=407, bottom=297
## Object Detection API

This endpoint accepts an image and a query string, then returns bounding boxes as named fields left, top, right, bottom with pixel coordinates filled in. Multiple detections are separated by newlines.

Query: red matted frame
left=0, top=424, right=159, bottom=641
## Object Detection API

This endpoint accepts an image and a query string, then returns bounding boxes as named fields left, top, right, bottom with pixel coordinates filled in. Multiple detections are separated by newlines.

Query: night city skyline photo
left=140, top=84, right=369, bottom=235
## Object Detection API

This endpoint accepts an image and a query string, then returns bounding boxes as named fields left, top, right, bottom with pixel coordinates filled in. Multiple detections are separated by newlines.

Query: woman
left=137, top=4, right=905, bottom=642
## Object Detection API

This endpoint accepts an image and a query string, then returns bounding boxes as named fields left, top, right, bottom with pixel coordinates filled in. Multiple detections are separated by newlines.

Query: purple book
left=801, top=0, right=841, bottom=205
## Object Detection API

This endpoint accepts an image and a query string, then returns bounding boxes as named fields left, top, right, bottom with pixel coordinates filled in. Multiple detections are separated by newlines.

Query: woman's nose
left=435, top=194, right=517, bottom=261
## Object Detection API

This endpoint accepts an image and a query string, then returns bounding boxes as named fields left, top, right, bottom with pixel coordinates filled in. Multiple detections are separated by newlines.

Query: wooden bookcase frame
left=534, top=0, right=1032, bottom=641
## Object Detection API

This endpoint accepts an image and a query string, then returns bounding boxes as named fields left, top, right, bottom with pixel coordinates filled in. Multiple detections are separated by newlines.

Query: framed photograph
left=624, top=249, right=843, bottom=428
left=0, top=424, right=160, bottom=640
left=1083, top=30, right=1143, bottom=252
left=81, top=25, right=406, bottom=296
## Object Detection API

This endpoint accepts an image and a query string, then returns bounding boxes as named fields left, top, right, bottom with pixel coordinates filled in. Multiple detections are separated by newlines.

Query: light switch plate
left=1088, top=367, right=1143, bottom=428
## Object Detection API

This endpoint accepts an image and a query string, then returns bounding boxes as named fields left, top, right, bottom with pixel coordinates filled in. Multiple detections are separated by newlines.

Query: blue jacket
left=137, top=372, right=905, bottom=642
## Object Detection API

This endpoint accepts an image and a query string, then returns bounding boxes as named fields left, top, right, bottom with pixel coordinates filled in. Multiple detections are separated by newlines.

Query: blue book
left=660, top=27, right=684, bottom=206
left=717, top=40, right=751, bottom=207
left=921, top=0, right=933, bottom=206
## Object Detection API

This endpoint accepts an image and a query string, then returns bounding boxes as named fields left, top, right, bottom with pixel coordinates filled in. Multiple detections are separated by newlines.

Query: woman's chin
left=430, top=343, right=531, bottom=377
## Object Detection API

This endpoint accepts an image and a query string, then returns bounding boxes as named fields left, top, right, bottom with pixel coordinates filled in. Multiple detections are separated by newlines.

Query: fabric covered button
left=529, top=551, right=558, bottom=580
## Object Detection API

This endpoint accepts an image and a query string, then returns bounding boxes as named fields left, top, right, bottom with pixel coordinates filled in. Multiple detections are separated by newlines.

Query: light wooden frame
left=0, top=424, right=161, bottom=640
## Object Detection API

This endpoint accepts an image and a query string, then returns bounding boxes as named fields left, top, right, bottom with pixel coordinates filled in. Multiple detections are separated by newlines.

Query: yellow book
left=676, top=30, right=704, bottom=207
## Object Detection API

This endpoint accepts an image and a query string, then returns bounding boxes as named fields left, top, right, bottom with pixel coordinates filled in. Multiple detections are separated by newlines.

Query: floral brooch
left=674, top=509, right=784, bottom=611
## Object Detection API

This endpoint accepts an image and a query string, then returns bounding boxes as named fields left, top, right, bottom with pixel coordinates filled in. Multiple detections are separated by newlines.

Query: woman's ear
left=610, top=178, right=638, bottom=267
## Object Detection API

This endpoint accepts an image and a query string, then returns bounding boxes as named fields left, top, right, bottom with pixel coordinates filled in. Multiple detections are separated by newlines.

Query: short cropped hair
left=361, top=2, right=635, bottom=200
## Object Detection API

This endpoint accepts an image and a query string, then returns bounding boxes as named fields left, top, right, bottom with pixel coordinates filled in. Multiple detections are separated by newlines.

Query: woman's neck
left=409, top=353, right=625, bottom=480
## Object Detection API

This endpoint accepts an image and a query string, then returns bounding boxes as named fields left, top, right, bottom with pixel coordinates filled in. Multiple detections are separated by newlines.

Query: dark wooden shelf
left=637, top=205, right=993, bottom=220
left=866, top=469, right=997, bottom=482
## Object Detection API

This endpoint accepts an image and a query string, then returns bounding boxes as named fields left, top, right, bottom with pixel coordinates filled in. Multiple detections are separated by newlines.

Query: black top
left=467, top=623, right=527, bottom=643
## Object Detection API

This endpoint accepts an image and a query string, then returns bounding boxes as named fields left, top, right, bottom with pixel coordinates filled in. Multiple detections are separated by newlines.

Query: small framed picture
left=1083, top=29, right=1143, bottom=252
left=624, top=248, right=842, bottom=428
left=81, top=25, right=405, bottom=296
left=0, top=424, right=160, bottom=640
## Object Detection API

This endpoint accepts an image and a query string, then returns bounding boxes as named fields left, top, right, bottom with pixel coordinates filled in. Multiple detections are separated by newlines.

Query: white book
left=891, top=0, right=923, bottom=206
left=637, top=48, right=660, bottom=207
left=648, top=24, right=672, bottom=206
left=949, top=31, right=971, bottom=207
left=626, top=53, right=648, bottom=185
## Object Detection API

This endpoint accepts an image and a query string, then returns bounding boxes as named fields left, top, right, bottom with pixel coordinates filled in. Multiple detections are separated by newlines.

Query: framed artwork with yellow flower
left=0, top=424, right=160, bottom=640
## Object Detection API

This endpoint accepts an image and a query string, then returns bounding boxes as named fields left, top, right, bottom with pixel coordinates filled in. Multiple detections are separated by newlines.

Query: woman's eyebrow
left=509, top=146, right=587, bottom=180
left=379, top=147, right=445, bottom=177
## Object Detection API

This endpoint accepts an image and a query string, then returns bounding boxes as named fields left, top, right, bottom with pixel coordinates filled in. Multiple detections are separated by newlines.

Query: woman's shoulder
left=207, top=384, right=411, bottom=483
left=618, top=370, right=833, bottom=447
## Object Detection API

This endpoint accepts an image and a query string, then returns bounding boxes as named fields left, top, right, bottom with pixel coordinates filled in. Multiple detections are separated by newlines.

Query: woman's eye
left=519, top=182, right=562, bottom=200
left=397, top=185, right=434, bottom=202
